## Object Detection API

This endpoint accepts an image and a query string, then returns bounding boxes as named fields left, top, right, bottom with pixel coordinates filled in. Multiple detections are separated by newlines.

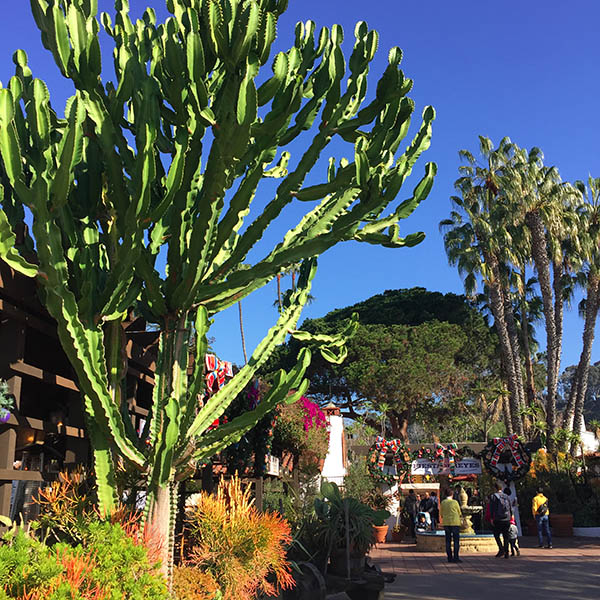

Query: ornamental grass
left=184, top=475, right=294, bottom=600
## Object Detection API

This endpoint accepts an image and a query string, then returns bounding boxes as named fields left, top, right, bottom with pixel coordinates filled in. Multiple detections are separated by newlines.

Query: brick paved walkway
left=368, top=536, right=600, bottom=599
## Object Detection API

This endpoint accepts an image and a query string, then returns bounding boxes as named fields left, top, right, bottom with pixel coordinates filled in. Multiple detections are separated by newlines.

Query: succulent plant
left=0, top=0, right=435, bottom=578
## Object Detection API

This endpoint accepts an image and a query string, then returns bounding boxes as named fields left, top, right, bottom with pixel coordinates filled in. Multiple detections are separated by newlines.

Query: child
left=508, top=516, right=520, bottom=556
left=415, top=512, right=430, bottom=533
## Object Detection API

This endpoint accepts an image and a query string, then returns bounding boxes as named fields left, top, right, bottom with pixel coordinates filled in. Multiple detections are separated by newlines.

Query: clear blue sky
left=1, top=1, right=598, bottom=372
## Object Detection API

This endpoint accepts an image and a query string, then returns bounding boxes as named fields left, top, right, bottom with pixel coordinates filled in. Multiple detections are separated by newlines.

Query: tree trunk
left=147, top=483, right=172, bottom=584
left=390, top=410, right=410, bottom=441
left=526, top=210, right=558, bottom=447
left=276, top=274, right=282, bottom=312
left=143, top=313, right=190, bottom=584
left=503, top=285, right=526, bottom=417
left=483, top=252, right=524, bottom=436
left=238, top=300, right=248, bottom=365
left=552, top=260, right=564, bottom=415
left=520, top=295, right=537, bottom=407
left=571, top=277, right=600, bottom=454
left=502, top=394, right=514, bottom=436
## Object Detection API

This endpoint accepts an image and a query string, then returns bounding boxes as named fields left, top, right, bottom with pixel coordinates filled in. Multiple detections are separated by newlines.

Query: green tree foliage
left=265, top=288, right=500, bottom=440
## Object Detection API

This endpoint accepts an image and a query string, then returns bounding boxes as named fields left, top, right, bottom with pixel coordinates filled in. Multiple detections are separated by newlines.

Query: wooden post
left=255, top=476, right=264, bottom=512
left=0, top=319, right=25, bottom=518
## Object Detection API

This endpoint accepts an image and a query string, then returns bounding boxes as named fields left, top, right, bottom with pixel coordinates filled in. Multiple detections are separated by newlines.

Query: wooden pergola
left=0, top=262, right=158, bottom=520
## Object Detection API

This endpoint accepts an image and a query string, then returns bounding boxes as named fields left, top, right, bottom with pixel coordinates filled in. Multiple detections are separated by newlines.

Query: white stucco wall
left=321, top=414, right=346, bottom=486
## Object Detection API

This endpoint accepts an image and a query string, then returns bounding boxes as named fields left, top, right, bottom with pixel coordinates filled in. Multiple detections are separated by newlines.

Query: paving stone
left=368, top=536, right=600, bottom=599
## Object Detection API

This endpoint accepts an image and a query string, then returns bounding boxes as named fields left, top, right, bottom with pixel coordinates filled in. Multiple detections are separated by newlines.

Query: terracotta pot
left=373, top=524, right=389, bottom=544
left=550, top=513, right=573, bottom=537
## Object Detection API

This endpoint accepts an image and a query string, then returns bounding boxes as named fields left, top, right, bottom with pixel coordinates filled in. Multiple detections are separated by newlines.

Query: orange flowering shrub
left=172, top=566, right=220, bottom=600
left=184, top=475, right=294, bottom=600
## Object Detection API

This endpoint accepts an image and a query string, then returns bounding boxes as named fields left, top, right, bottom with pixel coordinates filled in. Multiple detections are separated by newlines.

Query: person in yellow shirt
left=532, top=488, right=552, bottom=548
left=441, top=488, right=463, bottom=563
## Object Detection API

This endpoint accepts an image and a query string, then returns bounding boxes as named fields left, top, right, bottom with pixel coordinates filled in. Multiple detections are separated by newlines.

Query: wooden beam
left=10, top=358, right=153, bottom=391
left=10, top=360, right=79, bottom=391
left=0, top=297, right=56, bottom=338
left=3, top=414, right=86, bottom=438
left=0, top=469, right=44, bottom=482
left=127, top=364, right=155, bottom=386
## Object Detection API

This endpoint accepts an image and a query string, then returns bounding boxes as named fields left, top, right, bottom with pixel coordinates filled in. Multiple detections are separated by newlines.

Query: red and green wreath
left=481, top=434, right=531, bottom=482
left=367, top=436, right=412, bottom=484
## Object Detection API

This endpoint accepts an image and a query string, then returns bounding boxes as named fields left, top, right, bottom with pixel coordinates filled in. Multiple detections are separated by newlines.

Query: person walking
left=404, top=489, right=418, bottom=539
left=489, top=481, right=512, bottom=558
left=441, top=488, right=463, bottom=563
left=508, top=515, right=520, bottom=556
left=532, top=488, right=552, bottom=548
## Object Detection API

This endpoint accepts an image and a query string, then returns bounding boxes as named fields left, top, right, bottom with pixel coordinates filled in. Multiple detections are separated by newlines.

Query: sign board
left=265, top=454, right=280, bottom=477
left=410, top=457, right=482, bottom=476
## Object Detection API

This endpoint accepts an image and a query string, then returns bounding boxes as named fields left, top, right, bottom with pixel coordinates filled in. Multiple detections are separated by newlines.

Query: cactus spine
left=0, top=0, right=435, bottom=580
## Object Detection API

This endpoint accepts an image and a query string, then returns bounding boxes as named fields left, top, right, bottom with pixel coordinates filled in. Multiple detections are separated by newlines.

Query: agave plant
left=0, top=0, right=435, bottom=577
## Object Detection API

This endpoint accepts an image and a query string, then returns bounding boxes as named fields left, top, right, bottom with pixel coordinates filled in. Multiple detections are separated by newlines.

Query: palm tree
left=562, top=178, right=600, bottom=452
left=503, top=148, right=579, bottom=446
left=238, top=300, right=248, bottom=365
left=441, top=136, right=525, bottom=436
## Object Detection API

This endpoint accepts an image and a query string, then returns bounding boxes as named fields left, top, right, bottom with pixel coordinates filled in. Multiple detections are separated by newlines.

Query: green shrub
left=0, top=522, right=167, bottom=600
left=75, top=521, right=167, bottom=600
left=0, top=528, right=61, bottom=596
left=343, top=458, right=377, bottom=503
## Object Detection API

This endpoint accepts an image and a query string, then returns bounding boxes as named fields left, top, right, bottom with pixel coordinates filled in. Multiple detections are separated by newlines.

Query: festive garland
left=480, top=434, right=531, bottom=482
left=367, top=438, right=484, bottom=483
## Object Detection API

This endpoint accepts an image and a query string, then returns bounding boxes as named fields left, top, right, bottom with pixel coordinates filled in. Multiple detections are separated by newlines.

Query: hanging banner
left=411, top=457, right=482, bottom=475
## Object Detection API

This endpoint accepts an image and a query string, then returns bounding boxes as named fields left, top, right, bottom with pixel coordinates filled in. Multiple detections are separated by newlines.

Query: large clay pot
left=550, top=513, right=574, bottom=537
left=373, top=524, right=389, bottom=544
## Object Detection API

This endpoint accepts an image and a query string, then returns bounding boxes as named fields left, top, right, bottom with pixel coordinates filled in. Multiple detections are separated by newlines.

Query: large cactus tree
left=0, top=0, right=435, bottom=575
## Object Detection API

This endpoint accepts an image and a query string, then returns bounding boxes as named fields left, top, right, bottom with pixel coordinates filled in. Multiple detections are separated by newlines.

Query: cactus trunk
left=147, top=483, right=173, bottom=582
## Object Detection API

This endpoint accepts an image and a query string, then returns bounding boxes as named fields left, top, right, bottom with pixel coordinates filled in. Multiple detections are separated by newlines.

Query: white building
left=320, top=403, right=347, bottom=487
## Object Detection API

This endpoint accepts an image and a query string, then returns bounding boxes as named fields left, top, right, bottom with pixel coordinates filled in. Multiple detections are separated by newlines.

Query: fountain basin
left=416, top=530, right=497, bottom=553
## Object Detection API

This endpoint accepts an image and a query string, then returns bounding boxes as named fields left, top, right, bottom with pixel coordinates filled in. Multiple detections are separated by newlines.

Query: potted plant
left=0, top=379, right=14, bottom=424
left=314, top=482, right=389, bottom=577
left=363, top=488, right=393, bottom=543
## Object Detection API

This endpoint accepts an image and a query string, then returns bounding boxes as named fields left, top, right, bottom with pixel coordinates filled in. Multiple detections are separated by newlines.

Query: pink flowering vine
left=300, top=396, right=327, bottom=432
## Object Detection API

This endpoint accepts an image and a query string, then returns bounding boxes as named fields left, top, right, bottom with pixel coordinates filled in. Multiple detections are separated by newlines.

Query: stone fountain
left=458, top=487, right=482, bottom=535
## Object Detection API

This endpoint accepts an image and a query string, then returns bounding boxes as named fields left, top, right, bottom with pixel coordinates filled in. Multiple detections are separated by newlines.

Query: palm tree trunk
left=238, top=301, right=248, bottom=365
left=526, top=210, right=558, bottom=447
left=552, top=260, right=564, bottom=414
left=484, top=253, right=524, bottom=436
left=519, top=273, right=537, bottom=406
left=502, top=394, right=514, bottom=435
left=503, top=285, right=526, bottom=417
left=570, top=277, right=600, bottom=454
left=276, top=274, right=282, bottom=312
